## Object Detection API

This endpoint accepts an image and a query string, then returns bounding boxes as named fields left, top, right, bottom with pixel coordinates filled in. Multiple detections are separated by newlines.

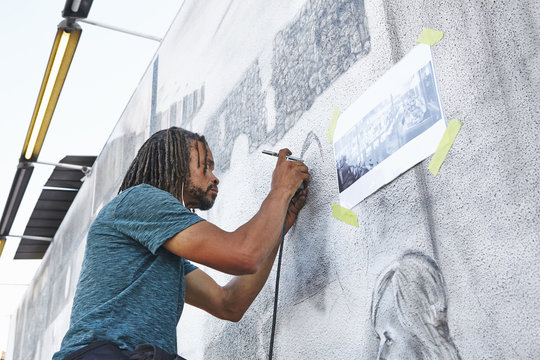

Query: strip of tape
left=428, top=119, right=462, bottom=176
left=416, top=27, right=444, bottom=46
left=326, top=108, right=340, bottom=143
left=332, top=203, right=359, bottom=227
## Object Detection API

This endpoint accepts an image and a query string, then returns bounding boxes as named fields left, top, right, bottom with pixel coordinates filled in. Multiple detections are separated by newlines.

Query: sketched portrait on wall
left=370, top=252, right=461, bottom=360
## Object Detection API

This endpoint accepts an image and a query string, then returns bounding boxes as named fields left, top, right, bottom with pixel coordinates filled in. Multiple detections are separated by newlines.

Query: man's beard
left=186, top=183, right=217, bottom=210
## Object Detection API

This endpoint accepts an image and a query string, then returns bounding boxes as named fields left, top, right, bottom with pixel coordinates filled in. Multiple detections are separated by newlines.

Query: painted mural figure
left=53, top=127, right=310, bottom=359
left=371, top=252, right=462, bottom=360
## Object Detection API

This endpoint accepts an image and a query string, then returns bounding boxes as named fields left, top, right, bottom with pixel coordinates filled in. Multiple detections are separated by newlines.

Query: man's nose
left=212, top=175, right=219, bottom=185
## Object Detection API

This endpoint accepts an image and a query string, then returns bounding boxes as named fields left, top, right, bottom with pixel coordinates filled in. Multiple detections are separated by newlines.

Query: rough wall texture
left=8, top=0, right=539, bottom=359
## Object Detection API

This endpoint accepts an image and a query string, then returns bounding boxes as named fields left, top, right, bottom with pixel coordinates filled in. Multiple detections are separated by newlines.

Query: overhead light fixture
left=20, top=20, right=81, bottom=162
left=0, top=163, right=34, bottom=238
left=0, top=0, right=94, bottom=260
left=0, top=163, right=34, bottom=258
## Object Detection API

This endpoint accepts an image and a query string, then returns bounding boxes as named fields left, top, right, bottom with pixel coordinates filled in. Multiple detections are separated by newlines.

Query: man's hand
left=285, top=187, right=308, bottom=231
left=271, top=148, right=310, bottom=200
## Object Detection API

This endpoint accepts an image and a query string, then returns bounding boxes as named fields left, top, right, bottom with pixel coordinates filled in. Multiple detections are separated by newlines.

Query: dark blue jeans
left=64, top=341, right=187, bottom=360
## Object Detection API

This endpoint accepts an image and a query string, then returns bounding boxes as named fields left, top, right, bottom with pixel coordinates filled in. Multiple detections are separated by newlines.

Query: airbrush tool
left=262, top=149, right=304, bottom=163
left=262, top=150, right=306, bottom=191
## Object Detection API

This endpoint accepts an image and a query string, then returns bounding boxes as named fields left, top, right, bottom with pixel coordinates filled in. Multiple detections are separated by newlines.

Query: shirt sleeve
left=183, top=259, right=198, bottom=275
left=113, top=184, right=205, bottom=255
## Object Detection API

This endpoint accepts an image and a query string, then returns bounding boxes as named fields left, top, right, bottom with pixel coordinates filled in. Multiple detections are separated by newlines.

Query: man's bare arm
left=184, top=243, right=279, bottom=322
left=163, top=190, right=288, bottom=275
left=184, top=188, right=307, bottom=321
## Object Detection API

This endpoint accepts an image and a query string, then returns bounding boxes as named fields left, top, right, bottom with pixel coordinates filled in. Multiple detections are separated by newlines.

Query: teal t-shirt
left=53, top=184, right=204, bottom=359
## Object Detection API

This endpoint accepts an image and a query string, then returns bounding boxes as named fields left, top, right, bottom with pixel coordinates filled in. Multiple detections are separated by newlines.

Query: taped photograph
left=333, top=44, right=446, bottom=208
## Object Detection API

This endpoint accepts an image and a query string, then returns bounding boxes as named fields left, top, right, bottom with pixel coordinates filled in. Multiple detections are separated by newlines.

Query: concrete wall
left=9, top=0, right=539, bottom=359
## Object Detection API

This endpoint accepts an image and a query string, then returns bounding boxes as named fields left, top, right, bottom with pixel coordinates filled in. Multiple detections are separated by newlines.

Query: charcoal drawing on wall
left=204, top=60, right=268, bottom=172
left=203, top=0, right=370, bottom=172
left=371, top=252, right=461, bottom=360
left=271, top=0, right=370, bottom=142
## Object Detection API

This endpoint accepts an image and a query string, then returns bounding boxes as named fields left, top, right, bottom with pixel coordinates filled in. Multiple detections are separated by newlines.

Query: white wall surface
left=9, top=0, right=539, bottom=359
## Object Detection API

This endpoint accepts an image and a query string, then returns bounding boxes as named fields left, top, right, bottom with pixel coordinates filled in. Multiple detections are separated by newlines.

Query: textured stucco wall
left=8, top=0, right=539, bottom=359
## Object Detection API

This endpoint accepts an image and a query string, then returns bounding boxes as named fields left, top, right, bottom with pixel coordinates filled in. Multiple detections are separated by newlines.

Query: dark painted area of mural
left=202, top=0, right=370, bottom=172
left=203, top=311, right=263, bottom=359
left=152, top=84, right=205, bottom=133
left=288, top=132, right=332, bottom=306
left=204, top=61, right=268, bottom=171
left=271, top=0, right=370, bottom=141
left=180, top=85, right=205, bottom=127
left=150, top=57, right=160, bottom=135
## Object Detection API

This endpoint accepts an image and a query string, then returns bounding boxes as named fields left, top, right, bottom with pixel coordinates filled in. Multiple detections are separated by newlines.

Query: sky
left=0, top=0, right=184, bottom=353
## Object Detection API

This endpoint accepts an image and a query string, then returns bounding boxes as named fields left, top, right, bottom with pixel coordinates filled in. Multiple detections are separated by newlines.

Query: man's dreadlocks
left=119, top=127, right=209, bottom=200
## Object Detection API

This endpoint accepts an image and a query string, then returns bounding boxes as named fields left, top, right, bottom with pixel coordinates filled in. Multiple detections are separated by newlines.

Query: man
left=53, top=127, right=309, bottom=359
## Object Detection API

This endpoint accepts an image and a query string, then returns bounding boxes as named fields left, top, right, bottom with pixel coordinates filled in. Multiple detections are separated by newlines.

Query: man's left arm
left=184, top=188, right=307, bottom=322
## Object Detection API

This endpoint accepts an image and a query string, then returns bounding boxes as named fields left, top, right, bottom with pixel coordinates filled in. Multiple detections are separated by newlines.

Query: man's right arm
left=163, top=148, right=309, bottom=275
left=183, top=186, right=308, bottom=322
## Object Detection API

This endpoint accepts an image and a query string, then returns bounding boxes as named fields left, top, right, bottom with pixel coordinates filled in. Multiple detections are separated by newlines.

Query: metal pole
left=7, top=234, right=53, bottom=242
left=32, top=160, right=91, bottom=174
left=77, top=18, right=162, bottom=42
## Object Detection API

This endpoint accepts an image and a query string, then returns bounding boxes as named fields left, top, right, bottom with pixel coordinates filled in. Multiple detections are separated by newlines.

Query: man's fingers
left=302, top=170, right=310, bottom=185
left=274, top=148, right=310, bottom=195
left=292, top=188, right=308, bottom=204
left=289, top=188, right=308, bottom=216
left=298, top=162, right=309, bottom=172
left=277, top=148, right=292, bottom=164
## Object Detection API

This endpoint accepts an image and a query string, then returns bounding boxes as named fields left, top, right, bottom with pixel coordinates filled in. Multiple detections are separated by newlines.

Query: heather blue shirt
left=53, top=184, right=204, bottom=359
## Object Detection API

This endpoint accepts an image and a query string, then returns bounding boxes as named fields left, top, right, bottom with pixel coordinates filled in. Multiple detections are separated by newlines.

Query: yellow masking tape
left=332, top=203, right=359, bottom=227
left=428, top=119, right=462, bottom=176
left=326, top=108, right=340, bottom=143
left=416, top=27, right=444, bottom=46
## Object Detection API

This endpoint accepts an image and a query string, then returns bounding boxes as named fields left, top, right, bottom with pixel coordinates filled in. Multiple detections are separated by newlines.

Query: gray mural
left=271, top=0, right=370, bottom=141
left=203, top=0, right=370, bottom=172
left=371, top=252, right=461, bottom=360
left=204, top=60, right=268, bottom=172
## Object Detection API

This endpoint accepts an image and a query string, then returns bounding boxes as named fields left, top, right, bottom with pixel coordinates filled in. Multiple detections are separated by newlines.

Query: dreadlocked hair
left=119, top=127, right=209, bottom=200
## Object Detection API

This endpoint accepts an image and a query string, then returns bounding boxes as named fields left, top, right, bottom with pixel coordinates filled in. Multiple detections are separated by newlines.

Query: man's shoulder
left=93, top=185, right=165, bottom=221
left=120, top=183, right=162, bottom=195
left=119, top=183, right=174, bottom=198
left=115, top=184, right=185, bottom=216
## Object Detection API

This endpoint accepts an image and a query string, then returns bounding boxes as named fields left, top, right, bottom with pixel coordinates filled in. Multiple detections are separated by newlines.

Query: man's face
left=183, top=140, right=219, bottom=210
